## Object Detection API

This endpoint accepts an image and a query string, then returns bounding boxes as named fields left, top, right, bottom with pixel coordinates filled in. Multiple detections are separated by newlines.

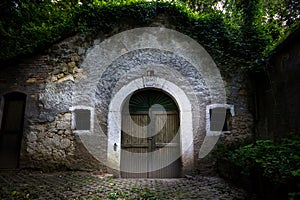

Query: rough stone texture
left=223, top=72, right=254, bottom=143
left=79, top=27, right=225, bottom=176
left=38, top=81, right=74, bottom=121
left=194, top=72, right=255, bottom=175
left=22, top=113, right=75, bottom=168
left=0, top=16, right=254, bottom=173
left=95, top=49, right=209, bottom=144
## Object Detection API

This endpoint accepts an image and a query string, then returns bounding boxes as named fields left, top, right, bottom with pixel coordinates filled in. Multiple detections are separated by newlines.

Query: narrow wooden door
left=121, top=90, right=181, bottom=178
left=0, top=92, right=26, bottom=168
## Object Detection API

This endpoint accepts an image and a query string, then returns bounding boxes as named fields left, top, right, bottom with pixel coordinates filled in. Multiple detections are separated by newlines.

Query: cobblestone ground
left=0, top=170, right=247, bottom=200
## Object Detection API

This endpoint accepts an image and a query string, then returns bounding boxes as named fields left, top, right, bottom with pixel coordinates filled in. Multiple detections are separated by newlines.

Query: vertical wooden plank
left=121, top=114, right=149, bottom=178
left=148, top=112, right=181, bottom=178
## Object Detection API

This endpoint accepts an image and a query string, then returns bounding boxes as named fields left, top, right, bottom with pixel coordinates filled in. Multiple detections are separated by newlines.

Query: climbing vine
left=0, top=0, right=299, bottom=71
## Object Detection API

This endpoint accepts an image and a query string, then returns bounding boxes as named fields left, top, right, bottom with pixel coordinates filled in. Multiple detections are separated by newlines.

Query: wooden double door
left=121, top=90, right=181, bottom=178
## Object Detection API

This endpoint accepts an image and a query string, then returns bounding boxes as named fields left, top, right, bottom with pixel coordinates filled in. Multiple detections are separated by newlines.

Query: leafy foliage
left=225, top=133, right=300, bottom=184
left=0, top=0, right=80, bottom=61
left=0, top=0, right=299, bottom=71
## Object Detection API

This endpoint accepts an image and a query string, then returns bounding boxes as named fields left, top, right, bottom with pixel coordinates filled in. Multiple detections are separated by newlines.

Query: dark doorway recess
left=0, top=92, right=26, bottom=168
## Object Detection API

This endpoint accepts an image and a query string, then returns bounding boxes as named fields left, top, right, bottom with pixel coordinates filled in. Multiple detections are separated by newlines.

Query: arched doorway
left=121, top=89, right=181, bottom=178
left=0, top=92, right=26, bottom=168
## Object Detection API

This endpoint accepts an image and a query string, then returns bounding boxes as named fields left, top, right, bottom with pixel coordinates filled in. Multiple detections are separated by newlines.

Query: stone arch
left=107, top=77, right=193, bottom=175
left=74, top=27, right=226, bottom=175
left=94, top=48, right=208, bottom=134
left=76, top=27, right=225, bottom=106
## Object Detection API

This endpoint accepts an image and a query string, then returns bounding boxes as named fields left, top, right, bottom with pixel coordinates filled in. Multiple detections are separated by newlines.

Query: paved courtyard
left=0, top=170, right=247, bottom=199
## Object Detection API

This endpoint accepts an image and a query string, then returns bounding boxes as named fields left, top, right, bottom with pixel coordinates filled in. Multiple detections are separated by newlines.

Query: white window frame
left=70, top=106, right=94, bottom=134
left=206, top=104, right=235, bottom=136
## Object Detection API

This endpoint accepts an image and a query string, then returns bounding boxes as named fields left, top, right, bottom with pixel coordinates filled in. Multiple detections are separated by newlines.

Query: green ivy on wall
left=0, top=0, right=299, bottom=72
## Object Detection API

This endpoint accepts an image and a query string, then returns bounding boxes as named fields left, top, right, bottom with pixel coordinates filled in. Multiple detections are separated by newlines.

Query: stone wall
left=222, top=72, right=254, bottom=143
left=23, top=113, right=75, bottom=168
left=196, top=71, right=254, bottom=175
left=0, top=16, right=255, bottom=173
left=0, top=32, right=107, bottom=171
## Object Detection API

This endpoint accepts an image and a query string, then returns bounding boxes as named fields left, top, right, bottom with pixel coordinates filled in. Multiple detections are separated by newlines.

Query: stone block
left=57, top=74, right=74, bottom=83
